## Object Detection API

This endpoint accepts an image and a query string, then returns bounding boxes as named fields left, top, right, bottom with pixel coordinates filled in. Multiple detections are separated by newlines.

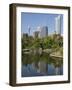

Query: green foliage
left=43, top=37, right=54, bottom=48
left=22, top=34, right=63, bottom=50
left=22, top=34, right=34, bottom=49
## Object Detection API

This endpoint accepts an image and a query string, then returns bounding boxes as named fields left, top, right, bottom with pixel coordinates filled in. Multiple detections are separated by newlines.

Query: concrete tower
left=55, top=15, right=61, bottom=35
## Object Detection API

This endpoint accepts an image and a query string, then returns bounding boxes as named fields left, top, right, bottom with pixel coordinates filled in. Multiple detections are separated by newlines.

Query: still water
left=21, top=52, right=63, bottom=77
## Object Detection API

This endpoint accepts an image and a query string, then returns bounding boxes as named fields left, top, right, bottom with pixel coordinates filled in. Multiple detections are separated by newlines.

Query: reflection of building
left=33, top=31, right=39, bottom=38
left=37, top=61, right=48, bottom=74
left=55, top=67, right=60, bottom=75
left=31, top=61, right=48, bottom=74
left=55, top=15, right=61, bottom=35
left=31, top=62, right=38, bottom=71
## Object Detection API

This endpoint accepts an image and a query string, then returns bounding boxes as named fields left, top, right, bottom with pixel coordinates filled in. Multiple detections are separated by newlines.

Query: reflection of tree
left=49, top=57, right=63, bottom=67
left=22, top=52, right=63, bottom=68
left=22, top=52, right=63, bottom=75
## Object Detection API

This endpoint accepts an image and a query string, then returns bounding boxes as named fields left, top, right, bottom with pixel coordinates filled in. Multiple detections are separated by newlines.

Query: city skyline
left=33, top=26, right=48, bottom=38
left=21, top=12, right=63, bottom=36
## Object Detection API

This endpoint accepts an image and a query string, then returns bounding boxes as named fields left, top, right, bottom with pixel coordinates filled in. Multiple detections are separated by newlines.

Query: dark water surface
left=21, top=52, right=63, bottom=77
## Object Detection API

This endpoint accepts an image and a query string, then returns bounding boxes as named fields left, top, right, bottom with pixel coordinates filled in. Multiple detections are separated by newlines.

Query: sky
left=21, top=12, right=63, bottom=36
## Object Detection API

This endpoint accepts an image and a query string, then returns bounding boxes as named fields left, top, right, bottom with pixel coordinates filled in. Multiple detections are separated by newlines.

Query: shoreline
left=22, top=48, right=63, bottom=59
left=50, top=54, right=63, bottom=58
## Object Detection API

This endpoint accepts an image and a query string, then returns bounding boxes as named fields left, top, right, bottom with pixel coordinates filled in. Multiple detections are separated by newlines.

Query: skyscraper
left=55, top=15, right=61, bottom=35
left=33, top=31, right=39, bottom=38
left=38, top=26, right=48, bottom=38
left=28, top=26, right=31, bottom=35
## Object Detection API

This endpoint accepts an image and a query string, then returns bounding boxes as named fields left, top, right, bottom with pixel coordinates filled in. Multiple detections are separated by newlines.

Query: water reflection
left=22, top=53, right=63, bottom=77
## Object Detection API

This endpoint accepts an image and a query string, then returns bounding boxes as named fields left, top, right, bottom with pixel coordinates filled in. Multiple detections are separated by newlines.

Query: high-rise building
left=38, top=26, right=48, bottom=38
left=55, top=15, right=61, bottom=35
left=21, top=33, right=28, bottom=38
left=28, top=26, right=31, bottom=35
left=33, top=31, right=39, bottom=38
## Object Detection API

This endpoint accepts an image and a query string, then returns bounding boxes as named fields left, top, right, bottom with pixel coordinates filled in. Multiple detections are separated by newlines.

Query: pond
left=21, top=52, right=63, bottom=77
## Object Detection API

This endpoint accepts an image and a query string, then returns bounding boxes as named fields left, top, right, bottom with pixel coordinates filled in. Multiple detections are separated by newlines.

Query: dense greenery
left=22, top=34, right=63, bottom=51
left=22, top=34, right=63, bottom=67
